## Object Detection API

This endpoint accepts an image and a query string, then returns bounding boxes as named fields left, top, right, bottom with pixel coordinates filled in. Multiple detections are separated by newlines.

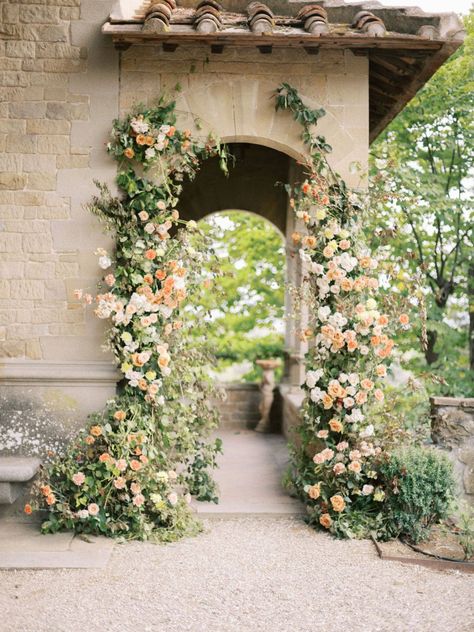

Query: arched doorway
left=178, top=143, right=305, bottom=515
left=179, top=142, right=307, bottom=389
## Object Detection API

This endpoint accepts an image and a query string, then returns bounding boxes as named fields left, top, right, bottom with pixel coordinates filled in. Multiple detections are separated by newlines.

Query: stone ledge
left=431, top=396, right=474, bottom=408
left=0, top=456, right=41, bottom=482
left=0, top=359, right=120, bottom=386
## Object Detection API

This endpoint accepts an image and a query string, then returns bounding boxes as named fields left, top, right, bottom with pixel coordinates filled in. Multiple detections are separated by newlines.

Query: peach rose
left=329, top=419, right=343, bottom=433
left=133, top=493, right=145, bottom=507
left=24, top=503, right=33, bottom=515
left=124, top=147, right=135, bottom=159
left=130, top=482, right=141, bottom=495
left=348, top=461, right=362, bottom=474
left=399, top=313, right=410, bottom=325
left=307, top=484, right=321, bottom=500
left=374, top=388, right=384, bottom=402
left=376, top=365, right=387, bottom=377
left=330, top=494, right=346, bottom=513
left=113, top=477, right=126, bottom=490
left=360, top=379, right=374, bottom=391
left=40, top=485, right=51, bottom=496
left=339, top=239, right=350, bottom=250
left=319, top=513, right=332, bottom=529
left=145, top=249, right=156, bottom=260
left=46, top=494, right=56, bottom=506
left=322, top=393, right=334, bottom=410
left=72, top=472, right=85, bottom=486
left=116, top=459, right=127, bottom=472
left=317, top=429, right=329, bottom=439
left=99, top=453, right=111, bottom=463
left=333, top=462, right=346, bottom=476
left=130, top=459, right=141, bottom=472
left=114, top=410, right=126, bottom=422
left=90, top=425, right=102, bottom=437
left=377, top=314, right=389, bottom=327
left=88, top=503, right=100, bottom=516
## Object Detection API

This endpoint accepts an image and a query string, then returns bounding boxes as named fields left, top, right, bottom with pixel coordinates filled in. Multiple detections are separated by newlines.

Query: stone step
left=0, top=457, right=41, bottom=505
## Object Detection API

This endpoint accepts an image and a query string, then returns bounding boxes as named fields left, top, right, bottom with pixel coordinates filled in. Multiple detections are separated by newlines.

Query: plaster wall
left=0, top=1, right=369, bottom=455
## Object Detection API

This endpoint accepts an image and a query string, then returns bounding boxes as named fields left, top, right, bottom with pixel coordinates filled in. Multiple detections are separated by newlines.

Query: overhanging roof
left=102, top=1, right=465, bottom=141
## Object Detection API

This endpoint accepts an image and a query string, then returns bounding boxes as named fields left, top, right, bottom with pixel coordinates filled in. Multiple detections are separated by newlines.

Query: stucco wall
left=0, top=1, right=369, bottom=455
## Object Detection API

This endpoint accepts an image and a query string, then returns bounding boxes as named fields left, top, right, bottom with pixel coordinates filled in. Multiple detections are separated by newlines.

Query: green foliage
left=188, top=211, right=285, bottom=381
left=379, top=447, right=456, bottom=543
left=369, top=12, right=474, bottom=394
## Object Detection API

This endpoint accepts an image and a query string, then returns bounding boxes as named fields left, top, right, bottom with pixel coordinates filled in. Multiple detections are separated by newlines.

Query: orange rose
left=144, top=135, right=154, bottom=146
left=24, top=503, right=33, bottom=515
left=124, top=147, right=135, bottom=159
left=90, top=425, right=102, bottom=437
left=377, top=314, right=389, bottom=327
left=40, top=485, right=52, bottom=496
left=319, top=513, right=332, bottom=529
left=130, top=459, right=141, bottom=472
left=155, top=270, right=166, bottom=281
left=145, top=249, right=156, bottom=260
left=136, top=134, right=147, bottom=145
left=399, top=313, right=409, bottom=325
left=303, top=235, right=317, bottom=249
left=114, top=410, right=126, bottom=422
left=46, top=494, right=56, bottom=506
left=322, top=393, right=334, bottom=410
left=99, top=453, right=111, bottom=463
left=376, top=365, right=387, bottom=377
left=330, top=494, right=346, bottom=513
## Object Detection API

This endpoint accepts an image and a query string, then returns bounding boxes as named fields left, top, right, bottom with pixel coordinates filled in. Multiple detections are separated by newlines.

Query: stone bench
left=0, top=457, right=41, bottom=504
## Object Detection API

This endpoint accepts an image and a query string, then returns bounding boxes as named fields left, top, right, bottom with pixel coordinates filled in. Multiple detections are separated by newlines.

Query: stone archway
left=179, top=142, right=306, bottom=388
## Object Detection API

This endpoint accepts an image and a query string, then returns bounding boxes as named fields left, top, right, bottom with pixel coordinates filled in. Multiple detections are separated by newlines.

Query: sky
left=376, top=0, right=472, bottom=14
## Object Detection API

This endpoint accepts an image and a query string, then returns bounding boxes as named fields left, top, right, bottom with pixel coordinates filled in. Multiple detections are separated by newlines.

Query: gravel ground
left=1, top=517, right=473, bottom=632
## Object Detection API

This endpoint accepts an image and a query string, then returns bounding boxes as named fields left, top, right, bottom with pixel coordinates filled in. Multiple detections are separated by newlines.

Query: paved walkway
left=193, top=430, right=302, bottom=516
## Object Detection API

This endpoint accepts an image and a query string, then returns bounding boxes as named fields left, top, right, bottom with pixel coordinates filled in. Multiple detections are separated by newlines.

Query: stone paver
left=193, top=430, right=303, bottom=517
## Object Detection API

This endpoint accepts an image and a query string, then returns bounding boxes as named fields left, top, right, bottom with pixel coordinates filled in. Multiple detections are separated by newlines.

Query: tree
left=187, top=211, right=285, bottom=380
left=369, top=12, right=474, bottom=394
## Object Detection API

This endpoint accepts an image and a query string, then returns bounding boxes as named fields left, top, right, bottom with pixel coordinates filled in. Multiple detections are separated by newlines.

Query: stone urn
left=254, top=359, right=281, bottom=433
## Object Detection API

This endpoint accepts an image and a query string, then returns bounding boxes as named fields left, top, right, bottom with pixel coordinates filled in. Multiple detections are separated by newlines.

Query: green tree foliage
left=370, top=12, right=474, bottom=395
left=188, top=211, right=285, bottom=381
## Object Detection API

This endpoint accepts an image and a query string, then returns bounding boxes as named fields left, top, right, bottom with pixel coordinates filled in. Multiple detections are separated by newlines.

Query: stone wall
left=431, top=397, right=474, bottom=506
left=215, top=383, right=261, bottom=430
left=0, top=1, right=119, bottom=454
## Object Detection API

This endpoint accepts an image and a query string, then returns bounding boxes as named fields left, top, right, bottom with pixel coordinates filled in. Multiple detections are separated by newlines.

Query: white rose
left=361, top=484, right=374, bottom=496
left=98, top=255, right=112, bottom=270
left=167, top=492, right=178, bottom=506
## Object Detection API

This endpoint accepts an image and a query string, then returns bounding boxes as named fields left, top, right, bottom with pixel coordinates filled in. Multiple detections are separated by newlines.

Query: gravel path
left=1, top=517, right=473, bottom=632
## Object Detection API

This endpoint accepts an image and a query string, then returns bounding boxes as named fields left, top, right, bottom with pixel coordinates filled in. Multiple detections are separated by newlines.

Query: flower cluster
left=28, top=100, right=226, bottom=540
left=276, top=85, right=411, bottom=538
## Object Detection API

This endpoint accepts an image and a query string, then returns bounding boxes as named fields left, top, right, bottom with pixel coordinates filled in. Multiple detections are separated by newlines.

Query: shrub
left=379, top=446, right=456, bottom=542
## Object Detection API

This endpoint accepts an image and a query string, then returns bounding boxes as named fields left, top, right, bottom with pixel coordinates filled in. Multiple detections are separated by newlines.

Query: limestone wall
left=431, top=397, right=474, bottom=506
left=0, top=2, right=369, bottom=455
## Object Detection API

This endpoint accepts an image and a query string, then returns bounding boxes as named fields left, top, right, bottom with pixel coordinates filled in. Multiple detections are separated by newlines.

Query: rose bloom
left=333, top=462, right=346, bottom=476
left=113, top=477, right=126, bottom=490
left=24, top=503, right=33, bottom=515
left=46, top=494, right=56, bottom=506
left=40, top=485, right=52, bottom=496
left=336, top=441, right=349, bottom=452
left=72, top=472, right=85, bottom=486
left=124, top=147, right=134, bottom=159
left=362, top=484, right=374, bottom=496
left=329, top=419, right=343, bottom=433
left=339, top=239, right=350, bottom=250
left=348, top=460, right=362, bottom=474
left=116, top=458, right=127, bottom=472
left=360, top=378, right=374, bottom=391
left=104, top=274, right=115, bottom=287
left=376, top=365, right=387, bottom=377
left=377, top=314, right=389, bottom=327
left=307, top=484, right=321, bottom=500
left=349, top=450, right=361, bottom=460
left=145, top=249, right=156, bottom=260
left=323, top=245, right=335, bottom=258
left=99, top=453, right=111, bottom=463
left=322, top=393, right=334, bottom=410
left=320, top=513, right=332, bottom=529
left=374, top=388, right=384, bottom=402
left=355, top=391, right=367, bottom=405
left=85, top=435, right=95, bottom=445
left=139, top=454, right=149, bottom=464
left=130, top=482, right=141, bottom=495
left=114, top=410, right=126, bottom=422
left=90, top=425, right=102, bottom=437
left=133, top=493, right=145, bottom=507
left=399, top=313, right=410, bottom=325
left=167, top=492, right=178, bottom=506
left=330, top=494, right=346, bottom=513
left=138, top=210, right=149, bottom=221
left=317, top=429, right=329, bottom=439
left=88, top=503, right=100, bottom=516
left=130, top=459, right=142, bottom=472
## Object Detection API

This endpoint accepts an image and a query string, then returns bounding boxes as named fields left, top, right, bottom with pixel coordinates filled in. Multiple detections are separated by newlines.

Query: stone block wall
left=431, top=397, right=474, bottom=506
left=215, top=383, right=261, bottom=430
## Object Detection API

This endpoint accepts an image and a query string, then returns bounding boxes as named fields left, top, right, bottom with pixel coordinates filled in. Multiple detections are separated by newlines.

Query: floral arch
left=27, top=85, right=450, bottom=544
